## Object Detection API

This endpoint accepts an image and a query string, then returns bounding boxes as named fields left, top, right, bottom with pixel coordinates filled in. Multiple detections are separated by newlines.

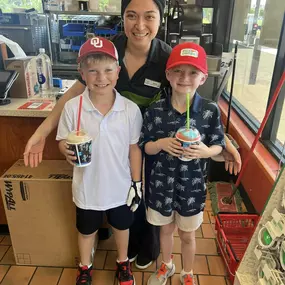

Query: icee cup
left=175, top=126, right=201, bottom=161
left=66, top=130, right=92, bottom=167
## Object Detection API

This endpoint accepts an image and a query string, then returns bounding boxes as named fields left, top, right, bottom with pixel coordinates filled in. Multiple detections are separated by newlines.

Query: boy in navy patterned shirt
left=140, top=42, right=225, bottom=285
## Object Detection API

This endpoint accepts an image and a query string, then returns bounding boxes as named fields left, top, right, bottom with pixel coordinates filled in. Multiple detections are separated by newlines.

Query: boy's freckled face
left=166, top=64, right=207, bottom=95
left=80, top=58, right=120, bottom=96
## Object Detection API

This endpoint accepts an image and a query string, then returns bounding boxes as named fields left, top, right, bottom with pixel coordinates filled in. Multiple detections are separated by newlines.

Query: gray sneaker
left=147, top=262, right=175, bottom=285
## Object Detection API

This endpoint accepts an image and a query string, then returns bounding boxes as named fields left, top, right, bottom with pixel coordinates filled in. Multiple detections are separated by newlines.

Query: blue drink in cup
left=66, top=130, right=92, bottom=167
left=175, top=126, right=201, bottom=161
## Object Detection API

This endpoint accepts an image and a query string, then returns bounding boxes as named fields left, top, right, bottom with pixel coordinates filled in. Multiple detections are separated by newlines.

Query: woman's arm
left=129, top=143, right=142, bottom=182
left=24, top=80, right=85, bottom=167
left=223, top=134, right=242, bottom=175
left=35, top=80, right=85, bottom=137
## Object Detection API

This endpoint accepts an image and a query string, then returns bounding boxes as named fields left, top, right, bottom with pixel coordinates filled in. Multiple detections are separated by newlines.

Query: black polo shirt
left=139, top=89, right=226, bottom=217
left=78, top=33, right=171, bottom=113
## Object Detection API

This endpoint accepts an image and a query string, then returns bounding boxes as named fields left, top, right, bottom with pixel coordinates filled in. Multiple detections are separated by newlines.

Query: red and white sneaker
left=116, top=260, right=135, bottom=285
left=76, top=265, right=92, bottom=285
left=180, top=273, right=196, bottom=285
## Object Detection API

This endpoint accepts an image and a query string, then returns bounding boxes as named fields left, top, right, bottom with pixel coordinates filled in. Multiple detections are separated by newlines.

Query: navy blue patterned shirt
left=139, top=88, right=225, bottom=217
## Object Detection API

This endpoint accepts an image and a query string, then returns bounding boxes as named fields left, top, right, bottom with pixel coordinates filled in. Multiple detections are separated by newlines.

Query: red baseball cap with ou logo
left=77, top=36, right=119, bottom=63
left=166, top=42, right=208, bottom=74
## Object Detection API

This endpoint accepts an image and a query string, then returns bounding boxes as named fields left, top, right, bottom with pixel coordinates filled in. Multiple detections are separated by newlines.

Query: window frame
left=222, top=12, right=285, bottom=164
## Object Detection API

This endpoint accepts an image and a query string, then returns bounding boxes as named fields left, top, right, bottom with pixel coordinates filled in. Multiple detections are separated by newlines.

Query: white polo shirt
left=56, top=88, right=143, bottom=211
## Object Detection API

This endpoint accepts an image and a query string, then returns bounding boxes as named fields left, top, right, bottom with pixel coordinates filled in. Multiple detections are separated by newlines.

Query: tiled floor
left=0, top=200, right=230, bottom=285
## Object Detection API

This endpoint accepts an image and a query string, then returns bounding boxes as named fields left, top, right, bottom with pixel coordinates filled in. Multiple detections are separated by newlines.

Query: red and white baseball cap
left=166, top=42, right=208, bottom=74
left=77, top=36, right=119, bottom=63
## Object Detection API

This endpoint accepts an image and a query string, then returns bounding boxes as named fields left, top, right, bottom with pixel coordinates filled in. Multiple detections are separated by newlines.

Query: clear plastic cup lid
left=176, top=126, right=201, bottom=142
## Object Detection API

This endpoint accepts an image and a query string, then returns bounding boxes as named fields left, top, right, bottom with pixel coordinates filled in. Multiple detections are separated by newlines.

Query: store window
left=276, top=99, right=285, bottom=145
left=57, top=0, right=122, bottom=13
left=0, top=0, right=43, bottom=12
left=228, top=0, right=284, bottom=125
left=203, top=8, right=213, bottom=24
left=82, top=0, right=122, bottom=13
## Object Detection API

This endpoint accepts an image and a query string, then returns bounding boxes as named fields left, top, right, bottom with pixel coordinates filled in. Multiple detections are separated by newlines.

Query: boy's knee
left=111, top=227, right=129, bottom=234
left=79, top=231, right=97, bottom=238
left=161, top=223, right=176, bottom=235
left=178, top=229, right=195, bottom=244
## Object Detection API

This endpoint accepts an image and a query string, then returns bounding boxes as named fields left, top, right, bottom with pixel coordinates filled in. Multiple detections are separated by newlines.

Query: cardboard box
left=0, top=160, right=82, bottom=267
left=4, top=57, right=38, bottom=98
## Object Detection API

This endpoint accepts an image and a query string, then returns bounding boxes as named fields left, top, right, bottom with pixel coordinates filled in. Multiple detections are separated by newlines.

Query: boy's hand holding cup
left=175, top=126, right=201, bottom=161
left=59, top=140, right=77, bottom=166
left=183, top=141, right=211, bottom=160
left=157, top=138, right=183, bottom=157
left=61, top=95, right=92, bottom=167
left=66, top=130, right=92, bottom=167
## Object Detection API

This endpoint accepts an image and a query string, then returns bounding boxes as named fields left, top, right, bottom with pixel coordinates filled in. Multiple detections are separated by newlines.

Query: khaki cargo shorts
left=147, top=207, right=203, bottom=232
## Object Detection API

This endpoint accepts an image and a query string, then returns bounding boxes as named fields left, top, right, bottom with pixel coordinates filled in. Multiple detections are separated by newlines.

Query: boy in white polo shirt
left=56, top=37, right=143, bottom=285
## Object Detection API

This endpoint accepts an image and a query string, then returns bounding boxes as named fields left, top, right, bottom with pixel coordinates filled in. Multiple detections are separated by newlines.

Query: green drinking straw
left=186, top=91, right=190, bottom=130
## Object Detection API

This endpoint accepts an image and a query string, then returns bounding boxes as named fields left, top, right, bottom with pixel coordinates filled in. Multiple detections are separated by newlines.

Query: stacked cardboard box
left=0, top=160, right=81, bottom=267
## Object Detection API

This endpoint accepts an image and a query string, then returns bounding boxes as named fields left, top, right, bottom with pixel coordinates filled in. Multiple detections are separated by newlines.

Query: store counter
left=0, top=97, right=55, bottom=118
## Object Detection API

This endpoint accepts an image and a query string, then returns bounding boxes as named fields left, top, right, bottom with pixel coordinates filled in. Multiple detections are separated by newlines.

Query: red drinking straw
left=76, top=95, right=83, bottom=135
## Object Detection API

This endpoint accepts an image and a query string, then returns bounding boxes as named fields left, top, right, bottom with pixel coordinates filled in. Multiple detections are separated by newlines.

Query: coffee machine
left=166, top=2, right=224, bottom=102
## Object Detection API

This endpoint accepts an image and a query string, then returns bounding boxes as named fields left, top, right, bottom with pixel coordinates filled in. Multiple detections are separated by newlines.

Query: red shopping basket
left=215, top=213, right=260, bottom=284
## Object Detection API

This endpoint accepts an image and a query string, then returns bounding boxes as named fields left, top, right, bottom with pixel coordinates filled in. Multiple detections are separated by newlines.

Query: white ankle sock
left=117, top=257, right=128, bottom=263
left=163, top=260, right=173, bottom=268
left=180, top=269, right=193, bottom=276
left=79, top=262, right=92, bottom=269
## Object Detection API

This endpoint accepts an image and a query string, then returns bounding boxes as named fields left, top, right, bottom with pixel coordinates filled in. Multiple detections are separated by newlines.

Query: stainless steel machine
left=0, top=13, right=51, bottom=57
left=47, top=11, right=121, bottom=78
left=166, top=2, right=226, bottom=102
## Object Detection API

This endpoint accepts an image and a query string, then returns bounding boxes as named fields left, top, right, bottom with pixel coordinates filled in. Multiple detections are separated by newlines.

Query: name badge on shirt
left=144, top=79, right=161, bottom=89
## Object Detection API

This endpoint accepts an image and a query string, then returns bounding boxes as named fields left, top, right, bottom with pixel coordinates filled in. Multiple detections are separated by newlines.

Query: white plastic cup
left=66, top=130, right=92, bottom=167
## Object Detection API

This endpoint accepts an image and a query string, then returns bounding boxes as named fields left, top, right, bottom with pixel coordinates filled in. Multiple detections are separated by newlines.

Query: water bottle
left=36, top=48, right=53, bottom=92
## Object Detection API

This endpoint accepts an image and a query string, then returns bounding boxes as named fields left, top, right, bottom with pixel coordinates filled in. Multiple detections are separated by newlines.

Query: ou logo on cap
left=91, top=37, right=103, bottom=48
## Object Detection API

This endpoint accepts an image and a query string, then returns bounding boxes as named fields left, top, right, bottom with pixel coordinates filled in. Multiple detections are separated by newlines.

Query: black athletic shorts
left=76, top=204, right=134, bottom=235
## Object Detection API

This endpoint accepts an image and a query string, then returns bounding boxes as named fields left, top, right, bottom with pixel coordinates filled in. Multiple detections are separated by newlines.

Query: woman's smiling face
left=123, top=0, right=160, bottom=48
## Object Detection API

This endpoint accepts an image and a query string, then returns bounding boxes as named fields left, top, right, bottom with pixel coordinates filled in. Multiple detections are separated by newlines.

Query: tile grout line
left=205, top=255, right=211, bottom=276
left=0, top=264, right=11, bottom=283
left=209, top=216, right=217, bottom=238
left=113, top=267, right=116, bottom=285
left=0, top=245, right=10, bottom=263
left=103, top=250, right=109, bottom=270
left=55, top=267, right=64, bottom=285
left=197, top=274, right=229, bottom=285
left=198, top=272, right=229, bottom=276
left=0, top=236, right=5, bottom=244
left=95, top=249, right=108, bottom=270
left=27, top=266, right=38, bottom=285
left=199, top=236, right=216, bottom=240
left=196, top=274, right=200, bottom=285
left=200, top=225, right=204, bottom=238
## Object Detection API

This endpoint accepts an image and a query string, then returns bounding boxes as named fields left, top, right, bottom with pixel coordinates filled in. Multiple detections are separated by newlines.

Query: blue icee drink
left=66, top=130, right=92, bottom=167
left=175, top=126, right=201, bottom=161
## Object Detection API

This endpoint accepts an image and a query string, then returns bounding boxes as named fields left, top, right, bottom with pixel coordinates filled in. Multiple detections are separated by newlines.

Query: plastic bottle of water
left=36, top=48, right=53, bottom=93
